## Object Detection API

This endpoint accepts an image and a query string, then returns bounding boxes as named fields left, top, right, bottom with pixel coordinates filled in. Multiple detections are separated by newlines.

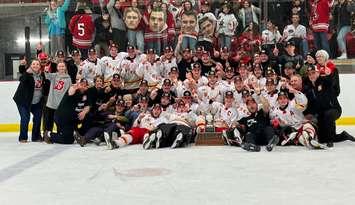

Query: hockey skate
left=74, top=130, right=86, bottom=147
left=222, top=129, right=242, bottom=146
left=241, top=143, right=261, bottom=152
left=143, top=132, right=157, bottom=150
left=155, top=129, right=163, bottom=149
left=310, top=139, right=327, bottom=149
left=104, top=132, right=116, bottom=150
left=281, top=132, right=298, bottom=146
left=266, top=135, right=279, bottom=152
left=171, top=132, right=184, bottom=149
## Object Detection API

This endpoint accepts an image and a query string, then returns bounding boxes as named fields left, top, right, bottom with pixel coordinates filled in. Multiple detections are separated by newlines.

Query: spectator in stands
left=333, top=0, right=352, bottom=59
left=124, top=7, right=145, bottom=52
left=145, top=8, right=168, bottom=55
left=107, top=0, right=127, bottom=51
left=289, top=0, right=309, bottom=27
left=238, top=0, right=261, bottom=31
left=94, top=9, right=112, bottom=57
left=261, top=20, right=282, bottom=54
left=216, top=1, right=238, bottom=50
left=69, top=6, right=95, bottom=59
left=309, top=0, right=331, bottom=54
left=197, top=0, right=217, bottom=24
left=197, top=16, right=217, bottom=53
left=161, top=3, right=176, bottom=46
left=179, top=11, right=198, bottom=51
left=279, top=41, right=304, bottom=74
left=282, top=14, right=308, bottom=58
left=45, top=0, right=71, bottom=57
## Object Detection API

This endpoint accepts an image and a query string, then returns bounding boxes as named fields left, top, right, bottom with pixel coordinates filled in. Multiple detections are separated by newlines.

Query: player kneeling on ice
left=237, top=96, right=279, bottom=152
left=209, top=91, right=243, bottom=146
left=104, top=103, right=167, bottom=149
left=143, top=100, right=197, bottom=149
left=270, top=86, right=325, bottom=149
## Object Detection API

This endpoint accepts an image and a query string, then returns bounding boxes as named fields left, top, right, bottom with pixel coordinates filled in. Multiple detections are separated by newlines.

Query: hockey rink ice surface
left=0, top=127, right=355, bottom=205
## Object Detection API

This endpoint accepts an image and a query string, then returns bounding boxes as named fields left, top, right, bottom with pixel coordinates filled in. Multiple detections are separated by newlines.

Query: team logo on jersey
left=54, top=80, right=65, bottom=91
left=318, top=85, right=322, bottom=91
left=35, top=80, right=43, bottom=89
left=247, top=119, right=257, bottom=127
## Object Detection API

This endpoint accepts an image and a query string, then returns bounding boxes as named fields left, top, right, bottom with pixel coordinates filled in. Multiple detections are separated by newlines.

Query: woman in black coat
left=13, top=60, right=44, bottom=143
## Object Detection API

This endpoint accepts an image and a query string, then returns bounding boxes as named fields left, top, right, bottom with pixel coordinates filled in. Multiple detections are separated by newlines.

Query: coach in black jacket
left=13, top=60, right=44, bottom=143
left=303, top=65, right=342, bottom=147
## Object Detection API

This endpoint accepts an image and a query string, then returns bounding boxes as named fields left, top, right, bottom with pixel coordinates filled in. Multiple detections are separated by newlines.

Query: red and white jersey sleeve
left=270, top=92, right=308, bottom=129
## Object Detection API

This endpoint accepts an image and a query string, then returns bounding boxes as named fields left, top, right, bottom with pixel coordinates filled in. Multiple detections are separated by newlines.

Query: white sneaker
left=337, top=53, right=347, bottom=59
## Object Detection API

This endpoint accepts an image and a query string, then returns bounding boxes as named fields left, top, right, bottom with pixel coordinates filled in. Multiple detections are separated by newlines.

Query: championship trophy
left=205, top=113, right=215, bottom=132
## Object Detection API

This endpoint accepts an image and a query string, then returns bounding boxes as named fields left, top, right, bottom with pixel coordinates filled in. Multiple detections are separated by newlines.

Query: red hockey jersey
left=310, top=0, right=332, bottom=32
left=69, top=14, right=95, bottom=49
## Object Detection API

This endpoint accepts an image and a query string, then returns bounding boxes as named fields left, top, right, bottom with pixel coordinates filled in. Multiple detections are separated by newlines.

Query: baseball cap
left=146, top=48, right=155, bottom=54
left=163, top=79, right=172, bottom=85
left=286, top=40, right=295, bottom=47
left=116, top=100, right=125, bottom=107
left=112, top=73, right=121, bottom=80
left=225, top=91, right=234, bottom=98
left=192, top=62, right=201, bottom=70
left=140, top=80, right=148, bottom=86
left=164, top=46, right=173, bottom=52
left=278, top=90, right=289, bottom=98
left=221, top=46, right=229, bottom=53
left=170, top=67, right=179, bottom=73
left=127, top=45, right=135, bottom=50
left=183, top=90, right=192, bottom=97
left=242, top=89, right=250, bottom=97
left=307, top=65, right=319, bottom=72
left=110, top=43, right=118, bottom=49
left=139, top=96, right=149, bottom=102
left=162, top=92, right=171, bottom=98
left=71, top=49, right=81, bottom=56
left=234, top=76, right=243, bottom=82
left=88, top=48, right=96, bottom=54
left=38, top=52, right=48, bottom=60
left=56, top=50, right=65, bottom=57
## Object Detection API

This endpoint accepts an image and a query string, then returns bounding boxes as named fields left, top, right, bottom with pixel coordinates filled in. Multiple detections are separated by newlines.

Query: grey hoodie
left=107, top=0, right=126, bottom=31
left=45, top=72, right=72, bottom=109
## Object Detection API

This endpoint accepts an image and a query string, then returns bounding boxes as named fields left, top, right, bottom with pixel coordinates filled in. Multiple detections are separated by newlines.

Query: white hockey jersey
left=213, top=102, right=239, bottom=127
left=136, top=61, right=164, bottom=87
left=270, top=92, right=308, bottom=129
left=100, top=53, right=127, bottom=81
left=119, top=55, right=144, bottom=90
left=80, top=58, right=105, bottom=85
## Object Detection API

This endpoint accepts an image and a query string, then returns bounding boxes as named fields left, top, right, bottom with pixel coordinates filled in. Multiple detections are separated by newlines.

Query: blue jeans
left=313, top=31, right=330, bottom=54
left=146, top=41, right=162, bottom=56
left=337, top=26, right=351, bottom=53
left=16, top=102, right=42, bottom=141
left=181, top=36, right=197, bottom=51
left=300, top=39, right=309, bottom=58
left=127, top=30, right=144, bottom=52
left=219, top=34, right=232, bottom=50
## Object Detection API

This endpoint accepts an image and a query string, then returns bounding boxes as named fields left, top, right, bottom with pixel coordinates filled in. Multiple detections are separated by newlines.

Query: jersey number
left=78, top=23, right=85, bottom=36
